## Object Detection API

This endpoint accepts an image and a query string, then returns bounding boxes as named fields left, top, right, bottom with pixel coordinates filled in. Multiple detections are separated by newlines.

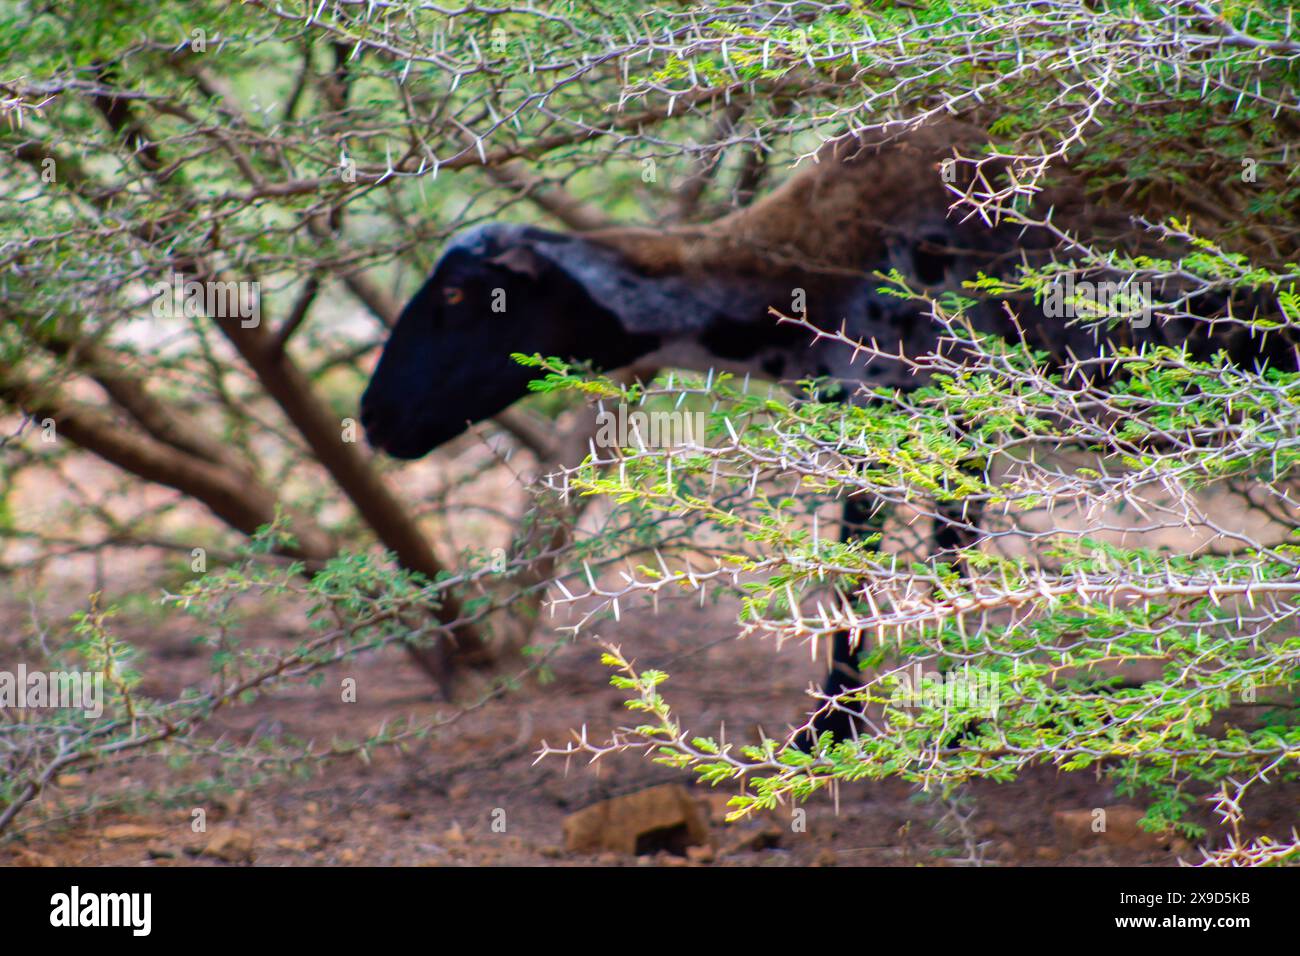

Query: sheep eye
left=443, top=287, right=465, bottom=305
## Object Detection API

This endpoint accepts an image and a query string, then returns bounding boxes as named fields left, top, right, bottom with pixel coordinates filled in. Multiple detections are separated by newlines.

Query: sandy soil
left=2, top=578, right=1294, bottom=869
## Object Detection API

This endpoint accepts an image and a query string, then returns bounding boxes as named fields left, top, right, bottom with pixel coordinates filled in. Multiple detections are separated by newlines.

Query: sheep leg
left=797, top=495, right=886, bottom=749
left=798, top=475, right=986, bottom=750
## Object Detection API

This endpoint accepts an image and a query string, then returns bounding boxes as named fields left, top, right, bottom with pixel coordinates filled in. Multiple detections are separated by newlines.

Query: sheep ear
left=486, top=245, right=545, bottom=279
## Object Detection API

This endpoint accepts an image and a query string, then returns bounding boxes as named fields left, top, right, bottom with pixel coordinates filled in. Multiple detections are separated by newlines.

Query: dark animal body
left=361, top=117, right=1294, bottom=741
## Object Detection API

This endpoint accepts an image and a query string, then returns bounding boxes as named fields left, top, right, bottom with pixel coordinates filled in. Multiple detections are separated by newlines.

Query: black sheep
left=360, top=118, right=1292, bottom=743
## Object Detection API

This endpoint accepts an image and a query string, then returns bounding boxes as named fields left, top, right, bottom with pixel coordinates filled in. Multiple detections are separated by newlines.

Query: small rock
left=1035, top=845, right=1062, bottom=861
left=443, top=821, right=465, bottom=843
left=448, top=783, right=472, bottom=801
left=103, top=824, right=166, bottom=842
left=699, top=792, right=741, bottom=825
left=1053, top=805, right=1169, bottom=852
left=538, top=845, right=564, bottom=859
left=376, top=803, right=411, bottom=820
left=145, top=845, right=177, bottom=860
left=813, top=849, right=839, bottom=867
left=1052, top=809, right=1094, bottom=849
left=1101, top=806, right=1170, bottom=850
left=12, top=848, right=55, bottom=867
left=685, top=844, right=715, bottom=864
left=202, top=827, right=256, bottom=864
left=563, top=784, right=710, bottom=856
left=722, top=827, right=782, bottom=856
left=338, top=848, right=358, bottom=864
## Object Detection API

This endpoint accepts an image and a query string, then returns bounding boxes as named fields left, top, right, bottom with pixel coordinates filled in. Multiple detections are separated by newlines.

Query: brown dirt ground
left=2, top=581, right=1294, bottom=869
